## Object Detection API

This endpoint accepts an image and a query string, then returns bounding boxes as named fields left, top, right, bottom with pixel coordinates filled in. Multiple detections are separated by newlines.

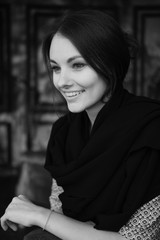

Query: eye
left=72, top=62, right=86, bottom=70
left=50, top=65, right=61, bottom=73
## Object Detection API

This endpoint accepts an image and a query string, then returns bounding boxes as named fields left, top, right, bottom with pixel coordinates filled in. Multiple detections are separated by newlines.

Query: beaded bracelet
left=43, top=210, right=53, bottom=231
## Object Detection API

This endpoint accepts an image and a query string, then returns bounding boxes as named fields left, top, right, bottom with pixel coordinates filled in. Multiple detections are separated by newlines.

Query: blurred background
left=0, top=0, right=160, bottom=239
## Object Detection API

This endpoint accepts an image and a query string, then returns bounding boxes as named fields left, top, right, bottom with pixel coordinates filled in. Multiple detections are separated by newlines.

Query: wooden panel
left=133, top=6, right=160, bottom=100
left=0, top=5, right=11, bottom=111
left=26, top=5, right=118, bottom=113
left=0, top=122, right=12, bottom=167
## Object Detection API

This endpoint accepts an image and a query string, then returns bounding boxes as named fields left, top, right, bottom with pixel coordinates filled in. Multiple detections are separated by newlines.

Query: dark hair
left=43, top=9, right=138, bottom=96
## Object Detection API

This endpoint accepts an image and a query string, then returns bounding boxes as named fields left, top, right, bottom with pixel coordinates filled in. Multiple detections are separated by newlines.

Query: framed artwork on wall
left=0, top=5, right=10, bottom=112
left=26, top=5, right=118, bottom=113
left=22, top=119, right=55, bottom=165
left=31, top=120, right=53, bottom=153
left=133, top=6, right=160, bottom=100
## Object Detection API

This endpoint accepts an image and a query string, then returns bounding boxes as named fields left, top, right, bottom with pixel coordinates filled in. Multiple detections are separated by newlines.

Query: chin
left=68, top=109, right=84, bottom=113
left=68, top=105, right=86, bottom=113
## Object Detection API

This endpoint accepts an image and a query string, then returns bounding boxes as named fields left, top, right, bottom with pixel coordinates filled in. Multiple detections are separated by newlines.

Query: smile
left=64, top=90, right=85, bottom=98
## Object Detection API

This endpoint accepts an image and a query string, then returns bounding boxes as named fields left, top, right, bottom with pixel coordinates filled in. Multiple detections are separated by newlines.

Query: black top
left=45, top=87, right=160, bottom=231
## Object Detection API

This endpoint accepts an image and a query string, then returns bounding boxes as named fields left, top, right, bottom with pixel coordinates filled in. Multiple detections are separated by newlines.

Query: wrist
left=34, top=206, right=51, bottom=228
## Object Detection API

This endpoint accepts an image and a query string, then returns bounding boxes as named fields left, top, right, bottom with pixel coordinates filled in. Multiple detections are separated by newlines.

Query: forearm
left=37, top=208, right=126, bottom=240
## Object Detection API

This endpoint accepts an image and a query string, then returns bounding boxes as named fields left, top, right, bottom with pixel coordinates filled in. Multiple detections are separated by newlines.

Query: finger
left=11, top=196, right=19, bottom=203
left=18, top=194, right=25, bottom=199
left=6, top=220, right=18, bottom=231
left=18, top=195, right=28, bottom=201
left=0, top=215, right=8, bottom=231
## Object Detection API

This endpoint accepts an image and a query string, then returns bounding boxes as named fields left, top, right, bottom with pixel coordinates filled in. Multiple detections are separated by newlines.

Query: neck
left=85, top=102, right=106, bottom=128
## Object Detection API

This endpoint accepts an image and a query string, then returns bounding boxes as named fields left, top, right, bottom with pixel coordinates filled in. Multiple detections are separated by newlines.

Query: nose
left=56, top=69, right=72, bottom=89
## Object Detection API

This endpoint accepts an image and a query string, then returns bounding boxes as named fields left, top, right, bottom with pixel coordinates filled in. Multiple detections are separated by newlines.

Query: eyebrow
left=49, top=55, right=82, bottom=64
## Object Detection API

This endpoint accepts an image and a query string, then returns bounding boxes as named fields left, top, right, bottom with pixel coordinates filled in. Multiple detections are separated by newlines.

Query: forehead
left=49, top=34, right=81, bottom=61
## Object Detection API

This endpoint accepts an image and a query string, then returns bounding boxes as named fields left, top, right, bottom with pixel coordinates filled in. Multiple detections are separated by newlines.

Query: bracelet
left=43, top=210, right=53, bottom=231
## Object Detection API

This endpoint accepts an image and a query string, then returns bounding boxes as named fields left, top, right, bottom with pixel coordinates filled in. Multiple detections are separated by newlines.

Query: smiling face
left=49, top=33, right=107, bottom=122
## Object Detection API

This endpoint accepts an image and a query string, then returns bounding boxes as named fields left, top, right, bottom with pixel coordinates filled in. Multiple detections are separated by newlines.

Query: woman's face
left=49, top=33, right=107, bottom=114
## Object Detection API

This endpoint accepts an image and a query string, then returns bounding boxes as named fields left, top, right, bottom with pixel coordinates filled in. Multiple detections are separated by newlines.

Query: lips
left=63, top=90, right=85, bottom=98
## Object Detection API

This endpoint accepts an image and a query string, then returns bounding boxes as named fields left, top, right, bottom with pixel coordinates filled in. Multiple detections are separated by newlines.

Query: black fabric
left=44, top=87, right=160, bottom=231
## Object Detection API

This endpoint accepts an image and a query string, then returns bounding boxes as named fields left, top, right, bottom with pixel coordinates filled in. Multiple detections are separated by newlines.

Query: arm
left=38, top=208, right=126, bottom=240
left=0, top=195, right=126, bottom=240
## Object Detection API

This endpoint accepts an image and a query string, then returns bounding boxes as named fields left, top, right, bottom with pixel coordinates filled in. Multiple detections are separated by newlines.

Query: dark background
left=0, top=0, right=160, bottom=239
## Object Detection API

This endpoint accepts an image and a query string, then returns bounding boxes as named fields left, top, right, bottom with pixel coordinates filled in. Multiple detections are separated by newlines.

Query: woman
left=1, top=9, right=160, bottom=240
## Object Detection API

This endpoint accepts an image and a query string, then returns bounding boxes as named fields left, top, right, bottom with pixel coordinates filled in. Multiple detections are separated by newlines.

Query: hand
left=0, top=195, right=42, bottom=231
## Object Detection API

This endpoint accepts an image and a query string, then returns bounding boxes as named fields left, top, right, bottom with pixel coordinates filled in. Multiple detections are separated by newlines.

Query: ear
left=101, top=92, right=111, bottom=103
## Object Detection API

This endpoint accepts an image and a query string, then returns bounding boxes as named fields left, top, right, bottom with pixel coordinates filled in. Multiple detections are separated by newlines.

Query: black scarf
left=45, top=87, right=160, bottom=231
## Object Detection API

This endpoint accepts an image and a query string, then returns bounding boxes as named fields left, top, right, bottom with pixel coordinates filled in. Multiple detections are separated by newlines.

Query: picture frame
left=31, top=120, right=53, bottom=153
left=133, top=6, right=160, bottom=100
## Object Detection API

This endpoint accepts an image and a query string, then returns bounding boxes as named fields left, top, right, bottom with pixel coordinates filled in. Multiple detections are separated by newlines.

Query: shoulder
left=124, top=90, right=160, bottom=114
left=123, top=92, right=160, bottom=150
left=126, top=90, right=160, bottom=106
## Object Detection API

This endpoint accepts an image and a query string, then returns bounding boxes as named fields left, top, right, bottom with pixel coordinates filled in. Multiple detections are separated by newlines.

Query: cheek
left=75, top=71, right=100, bottom=88
left=92, top=85, right=106, bottom=99
left=88, top=79, right=107, bottom=100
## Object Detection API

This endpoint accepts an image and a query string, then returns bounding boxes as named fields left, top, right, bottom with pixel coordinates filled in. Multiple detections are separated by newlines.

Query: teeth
left=65, top=91, right=84, bottom=97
